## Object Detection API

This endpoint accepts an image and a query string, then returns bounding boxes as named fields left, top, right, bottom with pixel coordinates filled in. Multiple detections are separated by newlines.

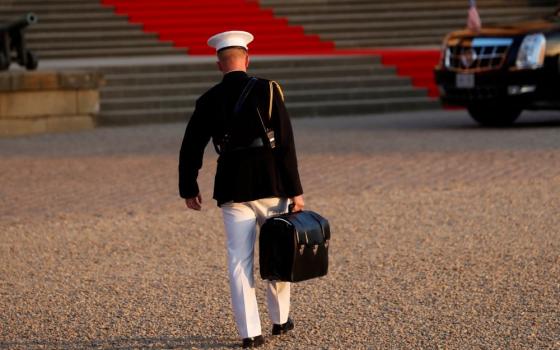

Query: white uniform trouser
left=221, top=197, right=291, bottom=339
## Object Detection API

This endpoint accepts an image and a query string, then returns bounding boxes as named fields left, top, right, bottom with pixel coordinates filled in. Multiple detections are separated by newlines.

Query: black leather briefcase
left=259, top=210, right=330, bottom=282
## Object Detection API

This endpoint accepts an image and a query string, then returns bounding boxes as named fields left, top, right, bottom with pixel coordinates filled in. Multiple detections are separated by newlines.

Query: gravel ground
left=1, top=110, right=559, bottom=349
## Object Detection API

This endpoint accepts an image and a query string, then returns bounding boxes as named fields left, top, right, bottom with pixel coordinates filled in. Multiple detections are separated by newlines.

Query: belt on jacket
left=226, top=137, right=265, bottom=153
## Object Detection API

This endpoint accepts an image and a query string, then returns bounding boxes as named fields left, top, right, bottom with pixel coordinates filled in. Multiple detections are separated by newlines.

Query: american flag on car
left=467, top=0, right=482, bottom=32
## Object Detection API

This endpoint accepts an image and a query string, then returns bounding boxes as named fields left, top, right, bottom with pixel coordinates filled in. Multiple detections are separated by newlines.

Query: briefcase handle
left=288, top=202, right=303, bottom=213
left=288, top=203, right=295, bottom=213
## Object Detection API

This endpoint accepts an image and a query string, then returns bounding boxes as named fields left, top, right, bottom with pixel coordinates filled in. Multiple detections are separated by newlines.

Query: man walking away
left=178, top=31, right=304, bottom=348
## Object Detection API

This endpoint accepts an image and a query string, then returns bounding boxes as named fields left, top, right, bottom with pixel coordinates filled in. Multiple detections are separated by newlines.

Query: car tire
left=467, top=104, right=522, bottom=127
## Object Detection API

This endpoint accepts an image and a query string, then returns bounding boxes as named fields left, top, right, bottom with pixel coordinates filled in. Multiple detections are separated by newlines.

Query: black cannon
left=0, top=13, right=39, bottom=71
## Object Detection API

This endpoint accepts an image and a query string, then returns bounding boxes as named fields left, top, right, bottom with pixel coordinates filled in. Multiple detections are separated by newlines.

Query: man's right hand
left=290, top=195, right=304, bottom=212
left=185, top=193, right=202, bottom=211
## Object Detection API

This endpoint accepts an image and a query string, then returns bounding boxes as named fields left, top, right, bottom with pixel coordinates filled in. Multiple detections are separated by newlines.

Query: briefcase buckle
left=299, top=245, right=305, bottom=255
left=312, top=245, right=319, bottom=255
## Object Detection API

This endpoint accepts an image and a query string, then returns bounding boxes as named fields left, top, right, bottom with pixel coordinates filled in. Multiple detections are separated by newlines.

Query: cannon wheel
left=0, top=52, right=9, bottom=71
left=25, top=51, right=38, bottom=70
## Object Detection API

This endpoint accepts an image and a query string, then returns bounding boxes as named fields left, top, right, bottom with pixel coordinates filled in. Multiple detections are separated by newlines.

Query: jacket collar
left=222, top=70, right=248, bottom=82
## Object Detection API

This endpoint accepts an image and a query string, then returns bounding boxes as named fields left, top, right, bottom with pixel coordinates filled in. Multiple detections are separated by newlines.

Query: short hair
left=217, top=47, right=248, bottom=64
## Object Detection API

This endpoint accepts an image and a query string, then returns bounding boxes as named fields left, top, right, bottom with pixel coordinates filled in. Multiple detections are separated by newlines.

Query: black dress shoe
left=242, top=335, right=265, bottom=348
left=272, top=317, right=294, bottom=335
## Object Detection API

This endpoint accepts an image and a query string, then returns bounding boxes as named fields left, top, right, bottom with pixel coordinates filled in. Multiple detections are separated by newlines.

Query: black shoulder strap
left=234, top=77, right=258, bottom=116
left=213, top=77, right=258, bottom=154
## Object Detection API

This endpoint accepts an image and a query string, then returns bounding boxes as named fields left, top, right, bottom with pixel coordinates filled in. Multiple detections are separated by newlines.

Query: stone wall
left=0, top=71, right=104, bottom=136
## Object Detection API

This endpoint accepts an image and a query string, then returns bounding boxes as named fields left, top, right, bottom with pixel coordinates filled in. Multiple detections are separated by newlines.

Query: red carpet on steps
left=100, top=0, right=441, bottom=99
left=368, top=49, right=442, bottom=98
left=100, top=0, right=336, bottom=55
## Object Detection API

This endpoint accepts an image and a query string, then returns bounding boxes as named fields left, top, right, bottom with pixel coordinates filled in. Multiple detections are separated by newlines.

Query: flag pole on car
left=467, top=0, right=482, bottom=32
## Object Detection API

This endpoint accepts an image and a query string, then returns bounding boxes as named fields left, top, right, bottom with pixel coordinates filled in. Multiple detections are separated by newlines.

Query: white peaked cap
left=207, top=30, right=254, bottom=52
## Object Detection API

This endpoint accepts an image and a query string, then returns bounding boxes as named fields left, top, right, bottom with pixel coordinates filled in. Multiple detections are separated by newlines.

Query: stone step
left=272, top=0, right=545, bottom=8
left=9, top=12, right=127, bottom=23
left=321, top=28, right=452, bottom=40
left=100, top=86, right=429, bottom=112
left=2, top=11, right=102, bottom=19
left=95, top=57, right=382, bottom=74
left=260, top=0, right=425, bottom=4
left=285, top=86, right=429, bottom=101
left=75, top=57, right=383, bottom=76
left=0, top=5, right=107, bottom=16
left=98, top=95, right=439, bottom=125
left=302, top=15, right=535, bottom=33
left=27, top=21, right=142, bottom=32
left=102, top=65, right=396, bottom=86
left=271, top=2, right=550, bottom=15
left=287, top=97, right=440, bottom=117
left=3, top=0, right=96, bottom=4
left=28, top=30, right=159, bottom=43
left=286, top=7, right=549, bottom=24
left=30, top=38, right=175, bottom=51
left=101, top=75, right=413, bottom=99
left=37, top=47, right=185, bottom=59
left=261, top=0, right=556, bottom=5
left=335, top=36, right=452, bottom=48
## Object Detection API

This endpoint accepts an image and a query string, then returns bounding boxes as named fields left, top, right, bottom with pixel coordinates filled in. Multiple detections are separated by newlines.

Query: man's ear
left=217, top=61, right=224, bottom=73
left=245, top=55, right=250, bottom=69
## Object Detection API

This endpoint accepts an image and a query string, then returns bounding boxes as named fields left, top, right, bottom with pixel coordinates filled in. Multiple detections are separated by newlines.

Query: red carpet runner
left=100, top=0, right=335, bottom=55
left=100, top=0, right=440, bottom=98
left=369, top=49, right=441, bottom=98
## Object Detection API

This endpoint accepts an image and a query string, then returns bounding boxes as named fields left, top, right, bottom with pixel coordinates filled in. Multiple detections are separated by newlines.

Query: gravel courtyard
left=1, top=110, right=559, bottom=349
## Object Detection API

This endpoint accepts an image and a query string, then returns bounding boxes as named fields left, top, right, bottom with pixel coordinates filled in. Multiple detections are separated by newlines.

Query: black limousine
left=434, top=10, right=560, bottom=126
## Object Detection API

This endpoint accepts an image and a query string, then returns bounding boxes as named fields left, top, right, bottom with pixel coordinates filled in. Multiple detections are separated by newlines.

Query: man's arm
left=179, top=99, right=211, bottom=209
left=269, top=82, right=304, bottom=205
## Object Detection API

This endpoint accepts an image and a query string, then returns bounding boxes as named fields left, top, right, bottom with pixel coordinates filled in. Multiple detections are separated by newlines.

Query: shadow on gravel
left=506, top=119, right=560, bottom=129
left=0, top=335, right=238, bottom=349
left=295, top=110, right=560, bottom=132
left=392, top=111, right=560, bottom=131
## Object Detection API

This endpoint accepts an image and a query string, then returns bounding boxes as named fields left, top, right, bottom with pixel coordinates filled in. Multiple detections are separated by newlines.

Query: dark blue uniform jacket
left=178, top=70, right=303, bottom=206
